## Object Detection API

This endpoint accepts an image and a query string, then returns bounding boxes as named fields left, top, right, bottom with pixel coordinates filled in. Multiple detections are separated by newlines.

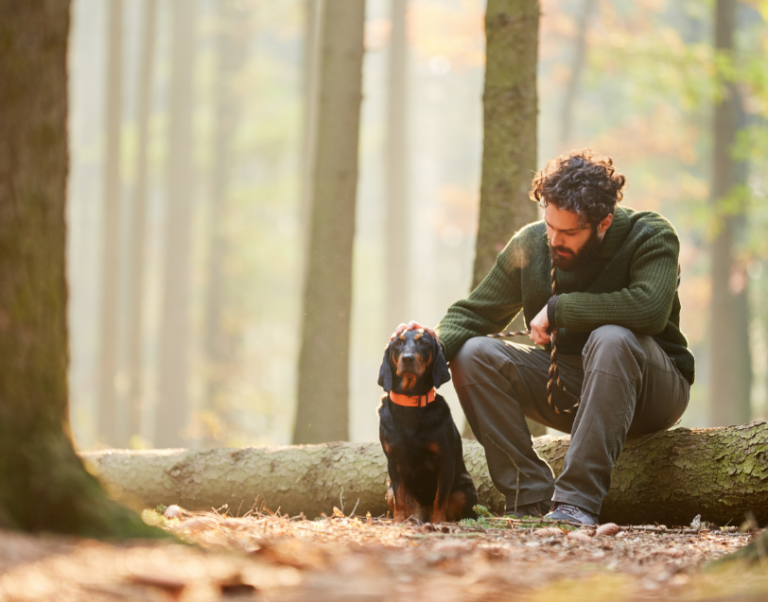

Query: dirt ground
left=0, top=508, right=765, bottom=602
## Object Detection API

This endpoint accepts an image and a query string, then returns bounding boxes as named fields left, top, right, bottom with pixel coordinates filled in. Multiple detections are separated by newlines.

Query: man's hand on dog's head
left=529, top=304, right=552, bottom=346
left=390, top=321, right=439, bottom=345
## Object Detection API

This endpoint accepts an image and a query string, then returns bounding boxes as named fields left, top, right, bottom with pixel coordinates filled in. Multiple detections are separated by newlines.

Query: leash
left=487, top=263, right=580, bottom=415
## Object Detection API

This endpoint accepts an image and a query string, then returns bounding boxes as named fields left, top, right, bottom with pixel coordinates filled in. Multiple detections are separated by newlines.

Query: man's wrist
left=547, top=296, right=559, bottom=329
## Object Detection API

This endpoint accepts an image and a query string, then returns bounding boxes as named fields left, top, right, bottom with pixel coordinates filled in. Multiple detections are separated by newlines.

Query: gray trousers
left=451, top=325, right=690, bottom=516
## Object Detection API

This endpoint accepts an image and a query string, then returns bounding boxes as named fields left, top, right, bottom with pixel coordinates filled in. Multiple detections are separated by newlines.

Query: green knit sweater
left=436, top=206, right=695, bottom=384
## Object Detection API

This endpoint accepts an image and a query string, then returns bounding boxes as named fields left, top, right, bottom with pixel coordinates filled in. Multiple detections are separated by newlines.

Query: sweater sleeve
left=436, top=240, right=525, bottom=362
left=554, top=225, right=679, bottom=335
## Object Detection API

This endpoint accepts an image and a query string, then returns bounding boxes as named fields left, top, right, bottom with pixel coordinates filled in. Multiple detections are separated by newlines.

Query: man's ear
left=378, top=343, right=393, bottom=392
left=431, top=342, right=451, bottom=389
left=598, top=212, right=613, bottom=235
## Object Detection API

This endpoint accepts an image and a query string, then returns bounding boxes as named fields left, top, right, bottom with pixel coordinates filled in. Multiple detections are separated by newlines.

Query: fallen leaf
left=596, top=523, right=620, bottom=537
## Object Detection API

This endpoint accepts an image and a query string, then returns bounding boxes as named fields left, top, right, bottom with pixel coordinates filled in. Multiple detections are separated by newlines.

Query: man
left=394, top=150, right=693, bottom=525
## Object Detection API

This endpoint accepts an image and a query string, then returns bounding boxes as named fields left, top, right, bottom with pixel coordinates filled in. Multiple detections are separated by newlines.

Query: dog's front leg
left=431, top=461, right=456, bottom=524
left=388, top=463, right=412, bottom=524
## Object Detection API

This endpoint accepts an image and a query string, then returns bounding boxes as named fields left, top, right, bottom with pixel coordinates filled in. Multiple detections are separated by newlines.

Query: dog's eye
left=418, top=339, right=428, bottom=346
left=394, top=339, right=403, bottom=346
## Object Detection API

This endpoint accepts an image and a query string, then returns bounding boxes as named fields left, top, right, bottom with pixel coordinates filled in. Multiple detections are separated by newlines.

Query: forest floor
left=0, top=507, right=765, bottom=602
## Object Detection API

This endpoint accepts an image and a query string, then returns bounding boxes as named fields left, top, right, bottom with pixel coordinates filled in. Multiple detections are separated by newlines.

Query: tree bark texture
left=469, top=0, right=543, bottom=439
left=157, top=0, right=196, bottom=448
left=0, top=0, right=160, bottom=538
left=203, top=0, right=249, bottom=436
left=97, top=0, right=124, bottom=446
left=293, top=0, right=366, bottom=444
left=473, top=0, right=539, bottom=291
left=385, top=0, right=409, bottom=332
left=125, top=0, right=157, bottom=443
left=85, top=422, right=768, bottom=526
left=709, top=0, right=751, bottom=427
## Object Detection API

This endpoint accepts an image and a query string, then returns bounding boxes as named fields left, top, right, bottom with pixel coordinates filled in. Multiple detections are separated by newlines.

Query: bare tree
left=299, top=0, right=322, bottom=247
left=708, top=0, right=751, bottom=427
left=559, top=0, right=596, bottom=146
left=0, top=0, right=160, bottom=537
left=293, top=0, right=366, bottom=444
left=156, top=0, right=196, bottom=448
left=465, top=0, right=544, bottom=438
left=97, top=0, right=123, bottom=447
left=125, top=0, right=157, bottom=446
left=203, top=0, right=249, bottom=441
left=386, top=0, right=409, bottom=330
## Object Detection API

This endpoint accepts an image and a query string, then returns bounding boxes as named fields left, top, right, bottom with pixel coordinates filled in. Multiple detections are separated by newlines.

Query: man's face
left=544, top=203, right=612, bottom=271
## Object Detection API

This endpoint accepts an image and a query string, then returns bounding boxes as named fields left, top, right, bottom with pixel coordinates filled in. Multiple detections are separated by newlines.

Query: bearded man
left=394, top=150, right=693, bottom=525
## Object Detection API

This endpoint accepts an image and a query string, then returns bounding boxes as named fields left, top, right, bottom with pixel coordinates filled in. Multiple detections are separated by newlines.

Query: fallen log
left=82, top=421, right=768, bottom=526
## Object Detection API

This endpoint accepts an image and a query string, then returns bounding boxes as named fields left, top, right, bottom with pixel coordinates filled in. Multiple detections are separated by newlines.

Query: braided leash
left=487, top=263, right=580, bottom=415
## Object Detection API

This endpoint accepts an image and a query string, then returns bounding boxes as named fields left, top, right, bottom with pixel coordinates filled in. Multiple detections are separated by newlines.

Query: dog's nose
left=402, top=354, right=415, bottom=363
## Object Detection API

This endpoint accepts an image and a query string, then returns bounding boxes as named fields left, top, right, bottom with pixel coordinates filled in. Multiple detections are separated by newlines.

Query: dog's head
left=378, top=329, right=451, bottom=395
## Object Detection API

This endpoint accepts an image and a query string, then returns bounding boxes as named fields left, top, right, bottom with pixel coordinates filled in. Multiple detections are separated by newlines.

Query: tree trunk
left=84, top=422, right=768, bottom=527
left=385, top=0, right=409, bottom=331
left=156, top=0, right=196, bottom=448
left=559, top=0, right=595, bottom=146
left=292, top=0, right=366, bottom=444
left=299, top=0, right=321, bottom=253
left=709, top=0, right=750, bottom=426
left=125, top=0, right=157, bottom=445
left=202, top=0, right=249, bottom=443
left=465, top=0, right=543, bottom=438
left=473, top=0, right=539, bottom=289
left=97, top=0, right=123, bottom=447
left=0, top=0, right=161, bottom=538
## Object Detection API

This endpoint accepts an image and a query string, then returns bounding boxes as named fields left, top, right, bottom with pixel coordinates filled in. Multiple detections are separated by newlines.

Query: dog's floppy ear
left=378, top=343, right=393, bottom=392
left=432, top=341, right=451, bottom=389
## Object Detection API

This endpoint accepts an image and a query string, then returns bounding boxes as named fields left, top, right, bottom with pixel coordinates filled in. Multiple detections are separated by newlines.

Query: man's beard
left=549, top=226, right=601, bottom=271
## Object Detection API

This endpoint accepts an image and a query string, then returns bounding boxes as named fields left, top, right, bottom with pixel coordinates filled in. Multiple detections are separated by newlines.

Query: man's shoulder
left=511, top=220, right=547, bottom=245
left=495, top=220, right=548, bottom=273
left=624, top=206, right=679, bottom=237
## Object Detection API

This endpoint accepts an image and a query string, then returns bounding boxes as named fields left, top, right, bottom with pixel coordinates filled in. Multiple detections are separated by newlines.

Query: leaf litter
left=0, top=503, right=766, bottom=602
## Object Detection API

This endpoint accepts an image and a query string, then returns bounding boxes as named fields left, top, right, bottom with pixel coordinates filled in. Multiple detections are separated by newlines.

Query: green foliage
left=473, top=504, right=493, bottom=518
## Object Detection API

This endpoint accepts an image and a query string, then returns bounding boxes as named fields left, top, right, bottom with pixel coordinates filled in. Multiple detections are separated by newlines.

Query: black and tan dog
left=377, top=329, right=478, bottom=524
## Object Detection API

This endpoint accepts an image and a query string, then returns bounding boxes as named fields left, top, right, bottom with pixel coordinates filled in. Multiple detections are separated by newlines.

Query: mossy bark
left=0, top=0, right=163, bottom=539
left=85, top=422, right=768, bottom=526
left=473, top=0, right=539, bottom=289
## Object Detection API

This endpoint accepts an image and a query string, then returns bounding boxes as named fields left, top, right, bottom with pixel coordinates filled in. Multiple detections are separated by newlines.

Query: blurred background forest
left=67, top=0, right=768, bottom=450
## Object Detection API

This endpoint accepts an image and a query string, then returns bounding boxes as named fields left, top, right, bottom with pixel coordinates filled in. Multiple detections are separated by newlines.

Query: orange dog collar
left=388, top=389, right=436, bottom=408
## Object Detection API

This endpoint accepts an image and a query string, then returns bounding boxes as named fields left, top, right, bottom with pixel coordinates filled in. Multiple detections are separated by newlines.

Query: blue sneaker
left=545, top=503, right=597, bottom=525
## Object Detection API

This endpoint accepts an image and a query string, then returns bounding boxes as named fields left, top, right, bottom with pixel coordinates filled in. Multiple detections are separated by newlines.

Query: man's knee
left=584, top=325, right=636, bottom=351
left=583, top=325, right=641, bottom=370
left=450, top=337, right=502, bottom=388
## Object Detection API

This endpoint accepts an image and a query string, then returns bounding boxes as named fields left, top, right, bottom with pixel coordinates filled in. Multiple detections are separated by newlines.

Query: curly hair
left=530, top=149, right=626, bottom=225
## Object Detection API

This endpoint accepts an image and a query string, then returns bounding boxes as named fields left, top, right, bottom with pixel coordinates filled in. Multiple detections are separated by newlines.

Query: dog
left=377, top=329, right=478, bottom=524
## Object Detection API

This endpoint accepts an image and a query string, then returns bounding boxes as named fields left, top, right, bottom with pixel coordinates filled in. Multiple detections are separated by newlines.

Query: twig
left=350, top=498, right=360, bottom=517
left=295, top=525, right=335, bottom=536
left=404, top=532, right=485, bottom=540
left=339, top=487, right=345, bottom=513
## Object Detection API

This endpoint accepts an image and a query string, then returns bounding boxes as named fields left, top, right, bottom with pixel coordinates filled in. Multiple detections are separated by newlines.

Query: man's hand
left=390, top=321, right=439, bottom=344
left=529, top=305, right=552, bottom=346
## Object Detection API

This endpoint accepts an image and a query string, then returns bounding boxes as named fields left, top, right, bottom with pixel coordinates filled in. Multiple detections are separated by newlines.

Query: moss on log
left=83, top=422, right=768, bottom=526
